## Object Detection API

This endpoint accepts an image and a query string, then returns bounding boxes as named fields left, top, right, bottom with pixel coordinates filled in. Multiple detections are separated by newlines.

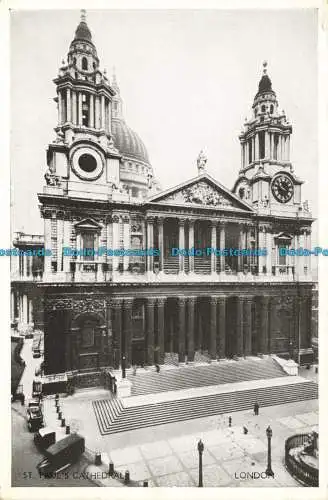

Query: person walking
left=254, top=402, right=259, bottom=416
left=228, top=416, right=232, bottom=427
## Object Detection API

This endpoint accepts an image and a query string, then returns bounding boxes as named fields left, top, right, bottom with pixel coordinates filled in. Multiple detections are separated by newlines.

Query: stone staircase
left=93, top=380, right=318, bottom=435
left=127, top=358, right=287, bottom=396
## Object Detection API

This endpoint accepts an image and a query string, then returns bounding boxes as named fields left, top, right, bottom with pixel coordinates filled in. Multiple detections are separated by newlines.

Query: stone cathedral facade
left=11, top=14, right=315, bottom=386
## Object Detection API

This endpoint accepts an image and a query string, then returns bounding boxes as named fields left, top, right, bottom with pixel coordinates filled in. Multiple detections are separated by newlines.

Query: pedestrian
left=155, top=364, right=160, bottom=373
left=21, top=393, right=25, bottom=406
left=254, top=402, right=259, bottom=416
left=243, top=426, right=248, bottom=435
left=113, top=381, right=117, bottom=395
left=133, top=365, right=137, bottom=376
left=228, top=416, right=232, bottom=427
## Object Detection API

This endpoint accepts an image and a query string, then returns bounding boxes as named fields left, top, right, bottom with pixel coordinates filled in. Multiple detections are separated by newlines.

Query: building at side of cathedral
left=11, top=13, right=315, bottom=388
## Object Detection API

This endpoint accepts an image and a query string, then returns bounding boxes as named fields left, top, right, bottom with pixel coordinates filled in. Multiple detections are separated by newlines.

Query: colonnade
left=57, top=88, right=111, bottom=134
left=241, top=131, right=291, bottom=168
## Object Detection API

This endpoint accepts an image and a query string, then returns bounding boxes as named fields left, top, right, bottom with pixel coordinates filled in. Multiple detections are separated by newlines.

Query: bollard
left=65, top=425, right=70, bottom=435
left=61, top=418, right=66, bottom=427
left=58, top=411, right=62, bottom=420
left=143, top=480, right=148, bottom=487
left=95, top=452, right=101, bottom=466
left=109, top=461, right=114, bottom=476
left=56, top=406, right=60, bottom=413
left=124, top=470, right=130, bottom=485
left=55, top=393, right=59, bottom=401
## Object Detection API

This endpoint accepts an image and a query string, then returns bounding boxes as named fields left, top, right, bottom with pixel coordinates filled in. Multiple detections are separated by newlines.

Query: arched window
left=73, top=57, right=77, bottom=66
left=239, top=187, right=245, bottom=199
left=261, top=104, right=266, bottom=113
left=270, top=104, right=274, bottom=114
left=82, top=57, right=88, bottom=70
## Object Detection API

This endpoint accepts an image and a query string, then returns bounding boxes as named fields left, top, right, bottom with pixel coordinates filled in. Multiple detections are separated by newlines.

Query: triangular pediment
left=74, top=218, right=102, bottom=231
left=148, top=173, right=253, bottom=212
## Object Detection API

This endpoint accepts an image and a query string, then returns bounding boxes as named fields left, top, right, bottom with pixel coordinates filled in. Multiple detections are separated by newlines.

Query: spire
left=74, top=9, right=92, bottom=42
left=257, top=60, right=274, bottom=95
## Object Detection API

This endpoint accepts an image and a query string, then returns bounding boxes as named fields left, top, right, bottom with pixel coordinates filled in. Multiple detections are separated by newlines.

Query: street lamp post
left=197, top=439, right=204, bottom=487
left=122, top=355, right=126, bottom=379
left=265, top=425, right=274, bottom=477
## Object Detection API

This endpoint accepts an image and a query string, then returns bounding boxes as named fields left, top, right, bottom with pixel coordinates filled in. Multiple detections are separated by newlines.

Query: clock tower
left=233, top=62, right=308, bottom=218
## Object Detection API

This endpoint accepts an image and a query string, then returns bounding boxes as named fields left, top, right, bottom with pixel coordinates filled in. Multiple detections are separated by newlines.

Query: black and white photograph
left=3, top=3, right=326, bottom=498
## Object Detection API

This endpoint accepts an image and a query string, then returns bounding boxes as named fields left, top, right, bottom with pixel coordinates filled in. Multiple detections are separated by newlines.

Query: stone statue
left=197, top=150, right=207, bottom=174
left=44, top=166, right=61, bottom=187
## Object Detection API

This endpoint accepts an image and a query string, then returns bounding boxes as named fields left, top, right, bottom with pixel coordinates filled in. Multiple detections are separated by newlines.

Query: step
left=93, top=380, right=317, bottom=435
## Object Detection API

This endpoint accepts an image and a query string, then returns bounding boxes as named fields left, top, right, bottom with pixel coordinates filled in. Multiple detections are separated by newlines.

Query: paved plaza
left=43, top=390, right=318, bottom=487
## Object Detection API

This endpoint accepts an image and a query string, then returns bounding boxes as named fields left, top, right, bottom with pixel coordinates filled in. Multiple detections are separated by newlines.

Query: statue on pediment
left=197, top=150, right=207, bottom=174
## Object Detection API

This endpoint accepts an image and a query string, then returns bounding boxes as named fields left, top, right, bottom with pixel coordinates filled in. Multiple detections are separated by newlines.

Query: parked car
left=37, top=434, right=85, bottom=477
left=27, top=405, right=44, bottom=432
left=34, top=427, right=56, bottom=451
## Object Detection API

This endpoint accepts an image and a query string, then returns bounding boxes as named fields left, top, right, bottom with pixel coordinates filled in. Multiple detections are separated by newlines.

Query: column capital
left=187, top=296, right=197, bottom=305
left=157, top=216, right=165, bottom=225
left=122, top=215, right=130, bottom=224
left=146, top=216, right=155, bottom=224
left=146, top=297, right=156, bottom=307
left=209, top=296, right=218, bottom=305
left=178, top=218, right=187, bottom=226
left=156, top=296, right=166, bottom=307
left=112, top=214, right=120, bottom=224
left=217, top=295, right=227, bottom=304
left=210, top=220, right=218, bottom=228
left=110, top=297, right=124, bottom=308
left=260, top=295, right=270, bottom=305
left=124, top=297, right=134, bottom=307
left=177, top=295, right=187, bottom=304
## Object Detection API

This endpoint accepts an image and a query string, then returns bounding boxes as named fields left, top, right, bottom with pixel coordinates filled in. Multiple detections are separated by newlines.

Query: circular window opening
left=78, top=154, right=97, bottom=173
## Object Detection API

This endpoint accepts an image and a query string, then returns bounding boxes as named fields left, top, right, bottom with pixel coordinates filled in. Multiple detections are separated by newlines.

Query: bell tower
left=233, top=62, right=308, bottom=218
left=45, top=10, right=121, bottom=196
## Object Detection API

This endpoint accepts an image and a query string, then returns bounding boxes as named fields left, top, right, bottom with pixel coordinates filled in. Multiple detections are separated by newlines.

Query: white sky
left=11, top=9, right=318, bottom=236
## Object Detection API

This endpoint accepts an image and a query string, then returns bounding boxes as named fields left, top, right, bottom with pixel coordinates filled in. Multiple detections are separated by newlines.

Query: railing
left=285, top=434, right=319, bottom=487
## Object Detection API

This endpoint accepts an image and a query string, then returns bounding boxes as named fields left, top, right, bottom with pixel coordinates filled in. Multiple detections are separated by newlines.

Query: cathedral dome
left=111, top=118, right=150, bottom=165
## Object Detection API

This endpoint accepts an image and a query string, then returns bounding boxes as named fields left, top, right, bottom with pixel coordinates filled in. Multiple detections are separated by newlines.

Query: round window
left=78, top=154, right=97, bottom=173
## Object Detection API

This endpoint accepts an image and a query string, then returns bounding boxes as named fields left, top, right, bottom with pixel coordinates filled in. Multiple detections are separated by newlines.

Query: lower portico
left=39, top=282, right=313, bottom=380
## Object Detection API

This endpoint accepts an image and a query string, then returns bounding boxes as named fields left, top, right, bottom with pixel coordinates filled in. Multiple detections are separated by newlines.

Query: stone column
left=187, top=297, right=195, bottom=362
left=57, top=217, right=64, bottom=272
left=178, top=296, right=186, bottom=362
left=259, top=296, right=270, bottom=355
left=266, top=229, right=272, bottom=275
left=178, top=219, right=185, bottom=273
left=146, top=217, right=154, bottom=273
left=255, top=133, right=259, bottom=161
left=23, top=294, right=28, bottom=324
left=217, top=296, right=226, bottom=358
left=238, top=224, right=244, bottom=272
left=244, top=297, right=253, bottom=356
left=157, top=297, right=165, bottom=364
left=95, top=96, right=100, bottom=129
left=58, top=90, right=63, bottom=125
left=101, top=95, right=105, bottom=129
left=112, top=215, right=120, bottom=271
left=209, top=297, right=217, bottom=359
left=112, top=298, right=123, bottom=369
left=66, top=88, right=71, bottom=123
left=123, top=298, right=133, bottom=367
left=219, top=223, right=226, bottom=273
left=78, top=92, right=83, bottom=126
left=29, top=299, right=33, bottom=323
left=72, top=91, right=77, bottom=125
left=258, top=226, right=266, bottom=274
left=89, top=94, right=94, bottom=128
left=158, top=217, right=164, bottom=272
left=236, top=296, right=244, bottom=357
left=286, top=136, right=290, bottom=161
left=210, top=221, right=217, bottom=273
left=123, top=216, right=130, bottom=271
left=188, top=220, right=195, bottom=273
left=265, top=131, right=270, bottom=158
left=146, top=298, right=155, bottom=365
left=63, top=218, right=71, bottom=273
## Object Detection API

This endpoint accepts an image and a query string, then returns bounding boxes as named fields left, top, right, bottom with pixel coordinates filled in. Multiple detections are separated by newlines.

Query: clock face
left=271, top=175, right=294, bottom=203
left=71, top=147, right=104, bottom=180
